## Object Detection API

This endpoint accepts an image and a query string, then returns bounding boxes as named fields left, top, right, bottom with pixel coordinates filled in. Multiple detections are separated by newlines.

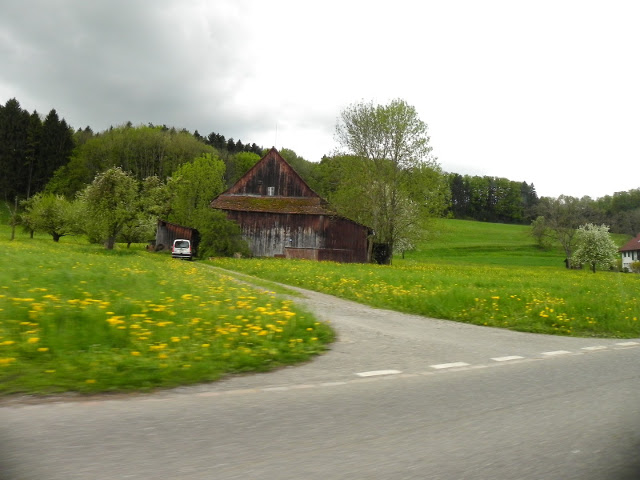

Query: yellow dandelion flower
left=201, top=344, right=210, bottom=348
left=131, top=351, right=141, bottom=356
left=37, top=347, right=49, bottom=352
left=86, top=379, right=96, bottom=384
left=27, top=337, right=39, bottom=344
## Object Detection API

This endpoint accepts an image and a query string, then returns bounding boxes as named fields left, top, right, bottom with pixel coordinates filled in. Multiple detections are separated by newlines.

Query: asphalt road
left=2, top=287, right=639, bottom=479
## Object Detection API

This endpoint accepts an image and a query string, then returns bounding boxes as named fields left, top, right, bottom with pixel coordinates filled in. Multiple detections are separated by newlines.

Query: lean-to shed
left=211, top=148, right=371, bottom=263
left=155, top=219, right=200, bottom=253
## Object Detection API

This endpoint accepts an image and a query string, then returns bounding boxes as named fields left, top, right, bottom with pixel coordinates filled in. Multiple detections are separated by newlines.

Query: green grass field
left=209, top=219, right=639, bottom=339
left=0, top=216, right=333, bottom=395
left=2, top=204, right=637, bottom=396
left=401, top=219, right=629, bottom=267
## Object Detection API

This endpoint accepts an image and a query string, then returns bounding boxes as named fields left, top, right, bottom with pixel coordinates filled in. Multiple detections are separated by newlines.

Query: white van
left=171, top=239, right=193, bottom=260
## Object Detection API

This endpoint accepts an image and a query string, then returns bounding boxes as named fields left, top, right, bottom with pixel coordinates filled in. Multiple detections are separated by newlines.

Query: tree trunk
left=52, top=233, right=61, bottom=242
left=106, top=236, right=116, bottom=250
left=9, top=196, right=18, bottom=241
left=372, top=243, right=392, bottom=265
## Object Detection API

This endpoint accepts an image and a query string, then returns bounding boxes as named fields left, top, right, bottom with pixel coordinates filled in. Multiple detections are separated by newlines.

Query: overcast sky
left=1, top=0, right=638, bottom=199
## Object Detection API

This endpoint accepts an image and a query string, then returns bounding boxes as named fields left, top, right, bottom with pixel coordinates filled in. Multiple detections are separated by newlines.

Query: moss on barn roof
left=211, top=195, right=338, bottom=215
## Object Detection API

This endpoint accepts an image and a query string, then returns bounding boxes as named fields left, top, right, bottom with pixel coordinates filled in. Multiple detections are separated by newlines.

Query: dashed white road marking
left=262, top=386, right=290, bottom=392
left=541, top=350, right=572, bottom=356
left=430, top=362, right=470, bottom=370
left=616, top=341, right=640, bottom=347
left=320, top=381, right=348, bottom=387
left=582, top=346, right=608, bottom=351
left=491, top=356, right=525, bottom=362
left=356, top=369, right=402, bottom=377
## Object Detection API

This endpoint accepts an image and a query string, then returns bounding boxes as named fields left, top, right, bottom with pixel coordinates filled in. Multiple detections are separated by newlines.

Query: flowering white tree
left=571, top=223, right=619, bottom=273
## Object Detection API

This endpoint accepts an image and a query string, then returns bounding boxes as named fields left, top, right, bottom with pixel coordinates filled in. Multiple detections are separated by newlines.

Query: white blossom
left=571, top=224, right=618, bottom=273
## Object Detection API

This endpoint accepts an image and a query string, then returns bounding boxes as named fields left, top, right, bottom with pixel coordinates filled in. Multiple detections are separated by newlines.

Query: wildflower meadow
left=0, top=237, right=333, bottom=395
left=209, top=257, right=639, bottom=338
left=209, top=220, right=639, bottom=339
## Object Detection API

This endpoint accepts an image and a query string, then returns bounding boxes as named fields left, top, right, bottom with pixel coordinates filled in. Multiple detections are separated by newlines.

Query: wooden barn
left=211, top=148, right=371, bottom=263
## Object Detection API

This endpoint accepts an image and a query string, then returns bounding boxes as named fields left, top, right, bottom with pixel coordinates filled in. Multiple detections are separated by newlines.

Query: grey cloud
left=0, top=0, right=263, bottom=138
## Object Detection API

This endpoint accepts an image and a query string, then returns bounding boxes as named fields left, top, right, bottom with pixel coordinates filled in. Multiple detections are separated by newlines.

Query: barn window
left=267, top=186, right=275, bottom=196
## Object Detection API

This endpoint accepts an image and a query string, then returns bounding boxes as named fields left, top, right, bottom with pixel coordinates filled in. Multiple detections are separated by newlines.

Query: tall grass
left=0, top=234, right=333, bottom=395
left=209, top=220, right=639, bottom=338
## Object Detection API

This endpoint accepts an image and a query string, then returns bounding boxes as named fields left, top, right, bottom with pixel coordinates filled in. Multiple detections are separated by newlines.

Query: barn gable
left=225, top=147, right=318, bottom=198
left=211, top=148, right=370, bottom=263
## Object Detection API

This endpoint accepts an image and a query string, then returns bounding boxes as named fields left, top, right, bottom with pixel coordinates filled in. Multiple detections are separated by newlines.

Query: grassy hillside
left=210, top=219, right=639, bottom=338
left=401, top=219, right=630, bottom=268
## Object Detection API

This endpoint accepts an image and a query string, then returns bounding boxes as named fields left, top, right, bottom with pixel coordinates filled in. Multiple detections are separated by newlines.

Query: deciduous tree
left=79, top=167, right=138, bottom=249
left=166, top=153, right=226, bottom=225
left=333, top=98, right=445, bottom=263
left=20, top=193, right=81, bottom=242
left=165, top=153, right=248, bottom=257
left=47, top=125, right=216, bottom=197
left=532, top=195, right=593, bottom=267
left=571, top=223, right=619, bottom=273
left=224, top=151, right=260, bottom=187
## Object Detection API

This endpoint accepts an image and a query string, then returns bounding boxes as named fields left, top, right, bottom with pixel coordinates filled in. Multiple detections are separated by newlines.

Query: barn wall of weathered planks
left=226, top=152, right=317, bottom=198
left=211, top=148, right=370, bottom=263
left=223, top=211, right=369, bottom=263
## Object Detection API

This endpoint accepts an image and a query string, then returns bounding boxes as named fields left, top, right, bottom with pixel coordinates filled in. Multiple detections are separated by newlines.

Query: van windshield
left=174, top=240, right=190, bottom=248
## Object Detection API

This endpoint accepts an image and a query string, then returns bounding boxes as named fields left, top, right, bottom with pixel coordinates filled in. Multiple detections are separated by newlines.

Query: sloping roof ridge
left=214, top=147, right=322, bottom=199
left=618, top=233, right=640, bottom=252
left=270, top=147, right=324, bottom=200
left=157, top=218, right=196, bottom=230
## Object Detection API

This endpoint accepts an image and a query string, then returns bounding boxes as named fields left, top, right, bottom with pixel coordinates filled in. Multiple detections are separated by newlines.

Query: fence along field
left=209, top=219, right=639, bottom=339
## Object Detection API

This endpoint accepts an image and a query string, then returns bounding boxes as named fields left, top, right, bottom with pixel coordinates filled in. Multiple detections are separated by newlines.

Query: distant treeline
left=1, top=97, right=639, bottom=235
left=0, top=99, right=74, bottom=201
left=447, top=173, right=539, bottom=224
left=194, top=130, right=262, bottom=156
left=444, top=173, right=640, bottom=235
left=0, top=98, right=266, bottom=200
